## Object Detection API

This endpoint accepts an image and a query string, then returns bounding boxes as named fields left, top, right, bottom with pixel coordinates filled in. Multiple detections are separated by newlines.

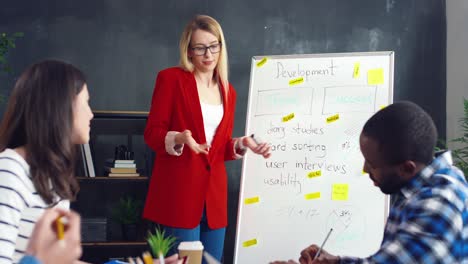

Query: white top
left=164, top=102, right=237, bottom=157
left=0, top=148, right=69, bottom=264
left=200, top=101, right=224, bottom=145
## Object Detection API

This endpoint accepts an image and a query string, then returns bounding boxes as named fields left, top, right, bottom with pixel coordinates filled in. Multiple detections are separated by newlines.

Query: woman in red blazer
left=143, top=15, right=270, bottom=262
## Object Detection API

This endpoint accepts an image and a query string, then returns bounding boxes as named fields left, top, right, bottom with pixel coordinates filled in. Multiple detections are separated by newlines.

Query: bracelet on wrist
left=237, top=137, right=247, bottom=150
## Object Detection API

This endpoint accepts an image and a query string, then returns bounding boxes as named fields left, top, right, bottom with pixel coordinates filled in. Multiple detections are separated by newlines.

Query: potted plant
left=451, top=98, right=468, bottom=178
left=0, top=32, right=23, bottom=103
left=0, top=32, right=23, bottom=72
left=110, top=196, right=143, bottom=241
left=147, top=227, right=177, bottom=263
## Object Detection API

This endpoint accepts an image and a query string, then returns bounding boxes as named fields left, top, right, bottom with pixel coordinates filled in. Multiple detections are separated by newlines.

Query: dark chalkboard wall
left=0, top=0, right=446, bottom=262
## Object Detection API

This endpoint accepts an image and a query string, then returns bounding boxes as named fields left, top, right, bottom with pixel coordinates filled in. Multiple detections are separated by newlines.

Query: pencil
left=142, top=251, right=153, bottom=264
left=313, top=228, right=333, bottom=260
left=55, top=216, right=64, bottom=240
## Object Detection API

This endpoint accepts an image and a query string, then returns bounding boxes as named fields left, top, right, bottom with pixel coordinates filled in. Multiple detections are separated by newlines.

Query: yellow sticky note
left=368, top=68, right=384, bottom=85
left=353, top=63, right=360, bottom=78
left=243, top=238, right=258, bottom=247
left=379, top=105, right=387, bottom=110
left=304, top=192, right=321, bottom=200
left=289, top=77, right=304, bottom=86
left=244, top=196, right=260, bottom=204
left=326, top=114, right=340, bottom=123
left=282, top=113, right=295, bottom=122
left=307, top=170, right=322, bottom=178
left=332, top=184, right=349, bottom=201
left=256, top=57, right=268, bottom=67
left=362, top=170, right=367, bottom=175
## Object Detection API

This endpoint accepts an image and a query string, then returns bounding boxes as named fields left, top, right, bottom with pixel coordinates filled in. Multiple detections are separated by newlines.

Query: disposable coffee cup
left=178, top=241, right=204, bottom=264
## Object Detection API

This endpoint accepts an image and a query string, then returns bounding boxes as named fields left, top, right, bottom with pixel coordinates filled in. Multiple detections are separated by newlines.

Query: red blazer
left=143, top=67, right=238, bottom=229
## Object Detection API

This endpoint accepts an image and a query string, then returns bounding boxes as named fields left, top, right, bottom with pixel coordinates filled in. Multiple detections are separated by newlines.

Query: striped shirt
left=340, top=151, right=468, bottom=263
left=0, top=149, right=69, bottom=264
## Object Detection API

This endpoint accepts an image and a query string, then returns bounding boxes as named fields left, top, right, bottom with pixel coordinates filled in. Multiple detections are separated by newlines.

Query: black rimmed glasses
left=190, top=42, right=222, bottom=56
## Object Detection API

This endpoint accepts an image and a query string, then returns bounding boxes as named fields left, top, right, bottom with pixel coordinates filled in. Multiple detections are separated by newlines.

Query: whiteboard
left=234, top=52, right=394, bottom=263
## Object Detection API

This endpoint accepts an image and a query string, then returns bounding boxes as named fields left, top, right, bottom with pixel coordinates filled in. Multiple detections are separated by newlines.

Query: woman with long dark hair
left=0, top=60, right=93, bottom=263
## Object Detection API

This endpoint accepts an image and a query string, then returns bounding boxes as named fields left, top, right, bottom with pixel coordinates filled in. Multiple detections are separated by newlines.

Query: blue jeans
left=163, top=210, right=226, bottom=264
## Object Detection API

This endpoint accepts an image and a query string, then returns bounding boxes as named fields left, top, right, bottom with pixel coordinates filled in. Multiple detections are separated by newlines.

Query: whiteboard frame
left=234, top=51, right=394, bottom=263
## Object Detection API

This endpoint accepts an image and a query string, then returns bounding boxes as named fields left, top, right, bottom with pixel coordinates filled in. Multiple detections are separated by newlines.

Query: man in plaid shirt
left=274, top=101, right=468, bottom=264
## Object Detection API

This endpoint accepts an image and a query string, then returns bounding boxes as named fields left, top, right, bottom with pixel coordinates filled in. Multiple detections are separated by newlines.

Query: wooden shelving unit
left=73, top=110, right=152, bottom=263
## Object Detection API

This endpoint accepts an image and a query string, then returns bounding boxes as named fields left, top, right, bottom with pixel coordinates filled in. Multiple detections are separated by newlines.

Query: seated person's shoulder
left=415, top=172, right=468, bottom=213
left=0, top=149, right=29, bottom=178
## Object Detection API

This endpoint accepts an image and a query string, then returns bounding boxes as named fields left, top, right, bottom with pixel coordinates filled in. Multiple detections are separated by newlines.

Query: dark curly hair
left=362, top=101, right=437, bottom=165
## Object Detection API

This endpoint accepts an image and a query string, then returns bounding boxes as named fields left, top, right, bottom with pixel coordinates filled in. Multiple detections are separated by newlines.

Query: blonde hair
left=179, top=15, right=229, bottom=92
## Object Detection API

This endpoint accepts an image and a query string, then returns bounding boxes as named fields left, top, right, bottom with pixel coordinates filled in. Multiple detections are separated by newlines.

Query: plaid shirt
left=340, top=151, right=468, bottom=264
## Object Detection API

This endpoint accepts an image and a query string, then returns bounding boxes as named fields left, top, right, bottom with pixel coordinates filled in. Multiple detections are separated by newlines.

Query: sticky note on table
left=332, top=184, right=349, bottom=201
left=353, top=62, right=360, bottom=78
left=243, top=238, right=258, bottom=247
left=256, top=57, right=268, bottom=67
left=244, top=196, right=260, bottom=204
left=282, top=113, right=295, bottom=122
left=367, top=68, right=384, bottom=85
left=289, top=77, right=304, bottom=86
left=326, top=114, right=340, bottom=123
left=307, top=170, right=322, bottom=178
left=304, top=192, right=321, bottom=200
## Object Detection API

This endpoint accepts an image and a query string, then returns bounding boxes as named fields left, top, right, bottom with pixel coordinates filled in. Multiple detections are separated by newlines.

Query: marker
left=55, top=216, right=64, bottom=240
left=250, top=134, right=260, bottom=144
left=313, top=228, right=333, bottom=260
left=250, top=134, right=271, bottom=158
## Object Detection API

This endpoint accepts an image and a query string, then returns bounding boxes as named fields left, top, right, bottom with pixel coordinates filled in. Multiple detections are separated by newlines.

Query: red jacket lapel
left=182, top=71, right=207, bottom=146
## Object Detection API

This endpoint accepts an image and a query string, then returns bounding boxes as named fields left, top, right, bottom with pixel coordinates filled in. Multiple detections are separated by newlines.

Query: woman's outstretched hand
left=242, top=136, right=271, bottom=158
left=175, top=130, right=210, bottom=155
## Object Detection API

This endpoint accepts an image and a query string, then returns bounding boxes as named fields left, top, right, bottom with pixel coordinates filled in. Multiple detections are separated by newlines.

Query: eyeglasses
left=190, top=43, right=222, bottom=56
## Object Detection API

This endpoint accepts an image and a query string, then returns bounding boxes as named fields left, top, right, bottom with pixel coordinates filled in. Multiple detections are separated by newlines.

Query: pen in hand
left=142, top=251, right=153, bottom=264
left=250, top=134, right=260, bottom=145
left=55, top=216, right=65, bottom=240
left=249, top=133, right=271, bottom=158
left=313, top=228, right=333, bottom=260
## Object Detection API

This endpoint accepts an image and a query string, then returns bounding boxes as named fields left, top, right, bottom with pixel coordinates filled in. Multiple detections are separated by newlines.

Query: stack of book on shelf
left=105, top=159, right=139, bottom=177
